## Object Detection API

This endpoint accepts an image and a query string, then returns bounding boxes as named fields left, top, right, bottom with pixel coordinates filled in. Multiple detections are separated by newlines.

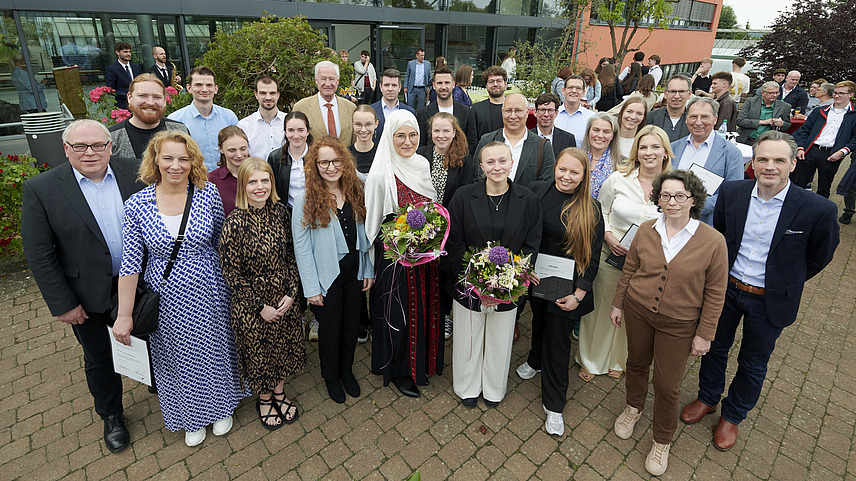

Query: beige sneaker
left=645, top=441, right=671, bottom=476
left=613, top=405, right=641, bottom=439
left=308, top=319, right=319, bottom=341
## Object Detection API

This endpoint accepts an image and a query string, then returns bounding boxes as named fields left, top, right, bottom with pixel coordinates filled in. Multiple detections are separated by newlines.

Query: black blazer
left=416, top=145, right=475, bottom=206
left=446, top=180, right=543, bottom=312
left=267, top=147, right=294, bottom=205
left=473, top=129, right=556, bottom=186
left=778, top=84, right=809, bottom=112
left=713, top=180, right=839, bottom=328
left=21, top=158, right=145, bottom=316
left=531, top=127, right=576, bottom=158
left=105, top=61, right=142, bottom=100
left=528, top=181, right=604, bottom=319
left=146, top=63, right=174, bottom=87
left=471, top=99, right=496, bottom=141
left=416, top=101, right=479, bottom=155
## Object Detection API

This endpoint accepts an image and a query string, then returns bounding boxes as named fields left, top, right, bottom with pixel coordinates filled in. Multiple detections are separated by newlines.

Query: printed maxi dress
left=120, top=182, right=249, bottom=432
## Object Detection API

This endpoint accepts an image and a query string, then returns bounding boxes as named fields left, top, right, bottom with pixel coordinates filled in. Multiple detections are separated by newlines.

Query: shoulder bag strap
left=160, top=183, right=194, bottom=285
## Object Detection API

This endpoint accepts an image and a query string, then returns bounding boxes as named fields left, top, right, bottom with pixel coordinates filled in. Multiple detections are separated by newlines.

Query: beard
left=130, top=102, right=166, bottom=125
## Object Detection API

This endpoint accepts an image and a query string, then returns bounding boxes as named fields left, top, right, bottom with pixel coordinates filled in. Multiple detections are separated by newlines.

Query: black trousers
left=527, top=298, right=576, bottom=413
left=71, top=310, right=124, bottom=419
left=311, top=253, right=362, bottom=381
left=791, top=146, right=843, bottom=198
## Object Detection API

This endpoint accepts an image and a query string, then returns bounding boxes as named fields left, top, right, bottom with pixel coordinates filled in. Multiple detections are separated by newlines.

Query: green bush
left=198, top=15, right=350, bottom=118
left=0, top=153, right=49, bottom=255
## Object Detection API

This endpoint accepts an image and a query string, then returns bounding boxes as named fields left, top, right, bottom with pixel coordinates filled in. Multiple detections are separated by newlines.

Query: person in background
left=371, top=68, right=417, bottom=144
left=353, top=50, right=377, bottom=106
left=532, top=93, right=577, bottom=157
left=772, top=68, right=786, bottom=85
left=581, top=112, right=623, bottom=198
left=552, top=66, right=573, bottom=104
left=778, top=70, right=809, bottom=112
left=208, top=125, right=250, bottom=217
left=417, top=112, right=476, bottom=341
left=697, top=72, right=738, bottom=132
left=800, top=78, right=829, bottom=118
left=350, top=105, right=380, bottom=182
left=729, top=57, right=751, bottom=103
left=735, top=81, right=792, bottom=146
left=595, top=57, right=610, bottom=75
left=146, top=46, right=180, bottom=88
left=647, top=54, right=663, bottom=86
left=219, top=158, right=305, bottom=429
left=404, top=48, right=431, bottom=110
left=615, top=98, right=648, bottom=158
left=577, top=125, right=672, bottom=382
left=517, top=147, right=604, bottom=436
left=619, top=52, right=645, bottom=94
left=453, top=64, right=474, bottom=107
left=501, top=47, right=517, bottom=82
left=472, top=66, right=509, bottom=140
left=596, top=65, right=624, bottom=112
left=114, top=130, right=248, bottom=447
left=647, top=75, right=692, bottom=142
left=104, top=41, right=141, bottom=109
left=555, top=75, right=595, bottom=147
left=339, top=50, right=350, bottom=64
left=11, top=52, right=48, bottom=113
left=580, top=68, right=601, bottom=110
left=611, top=169, right=728, bottom=476
left=609, top=74, right=658, bottom=115
left=415, top=66, right=479, bottom=154
left=293, top=60, right=357, bottom=145
left=293, top=136, right=374, bottom=403
left=267, top=111, right=314, bottom=210
left=691, top=58, right=714, bottom=96
left=428, top=56, right=447, bottom=104
left=237, top=75, right=286, bottom=161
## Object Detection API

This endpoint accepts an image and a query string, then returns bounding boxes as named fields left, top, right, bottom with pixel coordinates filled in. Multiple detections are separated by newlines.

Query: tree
left=197, top=15, right=350, bottom=118
left=740, top=0, right=856, bottom=83
left=717, top=5, right=738, bottom=30
left=593, top=0, right=675, bottom=68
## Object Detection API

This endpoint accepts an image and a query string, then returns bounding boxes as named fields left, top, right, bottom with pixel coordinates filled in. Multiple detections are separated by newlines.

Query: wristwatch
left=572, top=293, right=583, bottom=303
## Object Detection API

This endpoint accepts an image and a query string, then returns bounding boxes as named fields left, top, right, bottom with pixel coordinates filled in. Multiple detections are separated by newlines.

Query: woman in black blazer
left=516, top=147, right=605, bottom=437
left=417, top=112, right=475, bottom=340
left=446, top=141, right=542, bottom=409
left=266, top=111, right=314, bottom=209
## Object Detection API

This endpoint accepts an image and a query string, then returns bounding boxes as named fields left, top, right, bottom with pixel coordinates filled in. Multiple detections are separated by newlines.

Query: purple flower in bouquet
left=488, top=246, right=509, bottom=265
left=406, top=209, right=427, bottom=230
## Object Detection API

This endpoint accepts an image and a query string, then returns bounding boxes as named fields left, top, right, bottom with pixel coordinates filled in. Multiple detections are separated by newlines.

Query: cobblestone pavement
left=2, top=199, right=855, bottom=481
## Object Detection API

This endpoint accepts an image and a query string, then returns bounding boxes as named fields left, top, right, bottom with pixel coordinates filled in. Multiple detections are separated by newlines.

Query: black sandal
left=257, top=396, right=282, bottom=431
left=273, top=391, right=300, bottom=425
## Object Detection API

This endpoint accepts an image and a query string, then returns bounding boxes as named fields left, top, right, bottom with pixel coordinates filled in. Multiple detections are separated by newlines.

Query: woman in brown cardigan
left=608, top=170, right=728, bottom=477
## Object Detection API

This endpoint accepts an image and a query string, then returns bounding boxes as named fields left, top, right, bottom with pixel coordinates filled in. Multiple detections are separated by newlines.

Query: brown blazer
left=293, top=94, right=356, bottom=145
left=612, top=218, right=728, bottom=340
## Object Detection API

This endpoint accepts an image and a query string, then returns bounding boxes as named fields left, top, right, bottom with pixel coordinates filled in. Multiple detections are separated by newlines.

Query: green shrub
left=0, top=153, right=49, bottom=255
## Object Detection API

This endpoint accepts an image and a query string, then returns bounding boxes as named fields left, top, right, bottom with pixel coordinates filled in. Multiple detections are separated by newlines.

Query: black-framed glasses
left=658, top=193, right=692, bottom=203
left=535, top=108, right=556, bottom=114
left=317, top=159, right=342, bottom=170
left=665, top=90, right=690, bottom=96
left=65, top=142, right=109, bottom=152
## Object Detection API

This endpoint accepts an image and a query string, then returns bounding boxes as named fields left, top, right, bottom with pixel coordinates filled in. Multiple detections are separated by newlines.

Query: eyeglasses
left=665, top=90, right=690, bottom=96
left=65, top=142, right=110, bottom=152
left=535, top=108, right=556, bottom=114
left=658, top=193, right=692, bottom=203
left=565, top=86, right=583, bottom=91
left=832, top=91, right=851, bottom=97
left=317, top=159, right=343, bottom=170
left=502, top=108, right=526, bottom=116
left=486, top=79, right=505, bottom=85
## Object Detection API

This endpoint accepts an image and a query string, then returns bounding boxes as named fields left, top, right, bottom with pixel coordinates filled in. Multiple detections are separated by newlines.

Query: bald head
left=784, top=70, right=801, bottom=90
left=502, top=93, right=528, bottom=134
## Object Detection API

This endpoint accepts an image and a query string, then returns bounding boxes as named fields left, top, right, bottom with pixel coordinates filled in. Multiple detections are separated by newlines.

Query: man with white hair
left=293, top=60, right=357, bottom=145
left=778, top=70, right=809, bottom=112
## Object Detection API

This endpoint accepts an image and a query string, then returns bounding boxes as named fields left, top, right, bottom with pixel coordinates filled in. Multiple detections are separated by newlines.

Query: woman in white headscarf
left=365, top=110, right=441, bottom=399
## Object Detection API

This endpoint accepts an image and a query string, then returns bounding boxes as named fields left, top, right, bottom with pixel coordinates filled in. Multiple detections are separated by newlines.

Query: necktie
left=160, top=67, right=167, bottom=80
left=325, top=103, right=336, bottom=137
left=125, top=64, right=132, bottom=82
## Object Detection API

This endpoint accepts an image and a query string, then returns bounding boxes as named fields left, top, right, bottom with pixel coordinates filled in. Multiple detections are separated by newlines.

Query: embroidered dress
left=588, top=147, right=615, bottom=199
left=120, top=182, right=249, bottom=432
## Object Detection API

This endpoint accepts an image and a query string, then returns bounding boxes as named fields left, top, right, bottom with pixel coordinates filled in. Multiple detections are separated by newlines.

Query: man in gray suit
left=670, top=97, right=745, bottom=225
left=647, top=75, right=692, bottom=142
left=22, top=120, right=146, bottom=454
left=473, top=92, right=555, bottom=185
left=736, top=81, right=792, bottom=145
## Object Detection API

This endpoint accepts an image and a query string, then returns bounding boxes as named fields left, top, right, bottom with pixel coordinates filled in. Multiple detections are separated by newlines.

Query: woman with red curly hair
left=292, top=136, right=375, bottom=404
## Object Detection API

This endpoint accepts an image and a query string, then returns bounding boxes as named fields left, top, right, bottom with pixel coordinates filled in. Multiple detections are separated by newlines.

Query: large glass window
left=183, top=16, right=249, bottom=65
left=499, top=0, right=538, bottom=16
left=446, top=26, right=492, bottom=86
left=384, top=0, right=443, bottom=11
left=449, top=0, right=496, bottom=14
left=0, top=11, right=30, bottom=126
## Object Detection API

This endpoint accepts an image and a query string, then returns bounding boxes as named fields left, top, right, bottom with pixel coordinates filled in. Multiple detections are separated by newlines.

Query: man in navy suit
left=370, top=68, right=415, bottom=143
left=778, top=70, right=809, bottom=112
left=680, top=130, right=839, bottom=451
left=105, top=41, right=142, bottom=109
left=404, top=49, right=430, bottom=110
left=671, top=97, right=745, bottom=225
left=530, top=93, right=575, bottom=157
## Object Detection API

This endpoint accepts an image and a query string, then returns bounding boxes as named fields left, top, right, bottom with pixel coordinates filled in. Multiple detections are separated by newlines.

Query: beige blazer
left=293, top=94, right=356, bottom=146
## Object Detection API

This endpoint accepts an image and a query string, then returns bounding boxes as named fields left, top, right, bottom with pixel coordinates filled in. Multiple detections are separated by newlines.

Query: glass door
left=377, top=25, right=424, bottom=75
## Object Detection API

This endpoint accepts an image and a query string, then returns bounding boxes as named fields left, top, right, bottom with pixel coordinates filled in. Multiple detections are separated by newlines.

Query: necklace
left=488, top=192, right=505, bottom=211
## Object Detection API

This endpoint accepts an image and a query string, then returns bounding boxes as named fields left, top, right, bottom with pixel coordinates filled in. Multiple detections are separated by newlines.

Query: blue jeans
left=697, top=283, right=783, bottom=425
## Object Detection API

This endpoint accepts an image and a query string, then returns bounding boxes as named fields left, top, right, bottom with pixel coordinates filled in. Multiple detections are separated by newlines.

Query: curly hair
left=139, top=130, right=208, bottom=189
left=234, top=157, right=280, bottom=210
left=555, top=148, right=600, bottom=275
left=301, top=136, right=366, bottom=229
left=427, top=112, right=467, bottom=169
left=651, top=170, right=707, bottom=219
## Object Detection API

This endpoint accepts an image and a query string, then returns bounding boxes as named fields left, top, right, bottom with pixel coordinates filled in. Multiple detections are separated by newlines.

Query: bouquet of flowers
left=459, top=242, right=532, bottom=304
left=380, top=201, right=450, bottom=267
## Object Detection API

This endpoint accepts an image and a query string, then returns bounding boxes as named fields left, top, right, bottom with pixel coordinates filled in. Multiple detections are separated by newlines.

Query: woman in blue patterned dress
left=114, top=130, right=248, bottom=447
left=582, top=112, right=624, bottom=199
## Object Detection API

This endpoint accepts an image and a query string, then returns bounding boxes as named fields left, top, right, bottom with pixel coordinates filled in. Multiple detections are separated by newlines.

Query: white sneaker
left=185, top=427, right=206, bottom=447
left=516, top=361, right=540, bottom=380
left=645, top=441, right=671, bottom=476
left=614, top=405, right=641, bottom=439
left=212, top=415, right=233, bottom=436
left=444, top=315, right=453, bottom=340
left=543, top=405, right=564, bottom=436
left=308, top=319, right=319, bottom=341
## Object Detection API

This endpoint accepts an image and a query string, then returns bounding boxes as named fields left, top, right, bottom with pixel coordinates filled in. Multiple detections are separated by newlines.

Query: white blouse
left=597, top=168, right=660, bottom=238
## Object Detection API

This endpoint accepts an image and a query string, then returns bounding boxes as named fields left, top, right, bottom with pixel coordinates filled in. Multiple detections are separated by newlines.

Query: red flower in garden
left=166, top=86, right=178, bottom=95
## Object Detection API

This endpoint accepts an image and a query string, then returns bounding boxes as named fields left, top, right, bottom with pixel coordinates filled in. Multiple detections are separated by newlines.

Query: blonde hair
left=555, top=148, right=599, bottom=275
left=619, top=125, right=674, bottom=176
left=234, top=157, right=280, bottom=210
left=139, top=130, right=208, bottom=189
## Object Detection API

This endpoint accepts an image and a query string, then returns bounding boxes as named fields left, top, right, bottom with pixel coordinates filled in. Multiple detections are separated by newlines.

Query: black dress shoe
left=341, top=372, right=361, bottom=398
left=326, top=380, right=346, bottom=403
left=840, top=213, right=852, bottom=225
left=103, top=413, right=130, bottom=453
left=483, top=398, right=500, bottom=408
left=462, top=397, right=478, bottom=408
left=392, top=376, right=421, bottom=398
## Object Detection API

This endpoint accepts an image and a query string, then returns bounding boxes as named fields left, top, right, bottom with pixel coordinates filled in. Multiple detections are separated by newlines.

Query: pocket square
left=784, top=229, right=804, bottom=234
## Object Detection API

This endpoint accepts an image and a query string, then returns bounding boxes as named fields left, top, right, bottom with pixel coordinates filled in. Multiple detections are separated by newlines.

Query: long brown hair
left=301, top=136, right=366, bottom=229
left=428, top=112, right=467, bottom=169
left=556, top=148, right=599, bottom=275
left=598, top=64, right=617, bottom=90
left=580, top=68, right=597, bottom=87
left=217, top=125, right=248, bottom=168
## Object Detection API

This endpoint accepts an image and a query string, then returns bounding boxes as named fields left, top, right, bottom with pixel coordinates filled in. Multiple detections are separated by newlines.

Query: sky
left=725, top=0, right=794, bottom=29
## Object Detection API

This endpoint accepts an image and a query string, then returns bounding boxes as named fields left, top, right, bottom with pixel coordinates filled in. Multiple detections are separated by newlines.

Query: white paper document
left=107, top=327, right=152, bottom=386
left=690, top=163, right=725, bottom=196
left=534, top=253, right=575, bottom=280
left=619, top=224, right=639, bottom=249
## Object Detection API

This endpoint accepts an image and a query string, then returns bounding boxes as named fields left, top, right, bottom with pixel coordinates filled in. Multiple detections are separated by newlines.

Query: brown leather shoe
left=713, top=417, right=738, bottom=451
left=513, top=322, right=520, bottom=342
left=680, top=399, right=717, bottom=424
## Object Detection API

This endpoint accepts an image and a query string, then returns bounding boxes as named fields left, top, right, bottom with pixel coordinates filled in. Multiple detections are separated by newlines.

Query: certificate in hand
left=531, top=253, right=575, bottom=302
left=605, top=223, right=639, bottom=270
left=107, top=327, right=152, bottom=386
left=690, top=163, right=724, bottom=196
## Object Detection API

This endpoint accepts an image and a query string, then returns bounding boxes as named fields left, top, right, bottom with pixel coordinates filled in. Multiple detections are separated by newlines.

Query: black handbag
left=109, top=184, right=194, bottom=336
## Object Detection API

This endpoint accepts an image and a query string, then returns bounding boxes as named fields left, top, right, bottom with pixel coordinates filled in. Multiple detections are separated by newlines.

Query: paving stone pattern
left=2, top=195, right=855, bottom=481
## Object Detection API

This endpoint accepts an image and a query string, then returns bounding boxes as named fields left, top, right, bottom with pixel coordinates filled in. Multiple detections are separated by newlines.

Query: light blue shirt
left=382, top=100, right=401, bottom=120
left=555, top=104, right=594, bottom=147
left=72, top=164, right=124, bottom=276
left=730, top=181, right=791, bottom=288
left=168, top=102, right=239, bottom=171
left=414, top=61, right=425, bottom=87
left=677, top=130, right=715, bottom=170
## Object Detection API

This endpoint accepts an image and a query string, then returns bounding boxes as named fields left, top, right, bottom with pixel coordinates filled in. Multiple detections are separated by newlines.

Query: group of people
left=21, top=51, right=842, bottom=477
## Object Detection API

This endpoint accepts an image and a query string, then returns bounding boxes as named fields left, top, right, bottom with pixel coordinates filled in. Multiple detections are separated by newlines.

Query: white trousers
left=452, top=302, right=517, bottom=402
